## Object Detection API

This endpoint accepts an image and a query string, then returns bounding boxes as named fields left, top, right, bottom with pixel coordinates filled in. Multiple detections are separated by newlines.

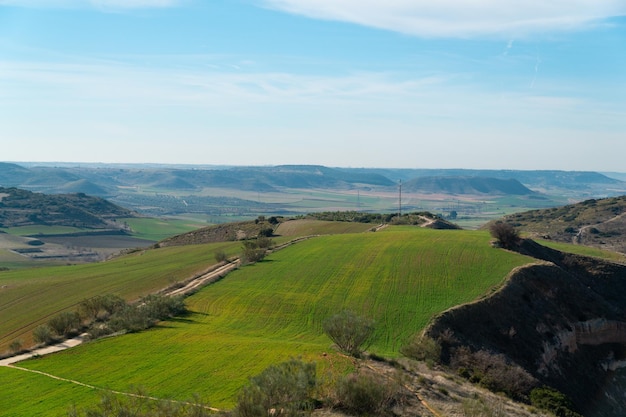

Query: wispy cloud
left=260, top=0, right=626, bottom=38
left=0, top=0, right=181, bottom=9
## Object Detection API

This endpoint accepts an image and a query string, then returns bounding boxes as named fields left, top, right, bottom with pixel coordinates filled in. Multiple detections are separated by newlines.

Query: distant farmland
left=1, top=227, right=534, bottom=414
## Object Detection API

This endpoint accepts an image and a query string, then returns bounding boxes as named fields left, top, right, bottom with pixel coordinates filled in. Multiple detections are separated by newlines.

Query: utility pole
left=398, top=180, right=402, bottom=217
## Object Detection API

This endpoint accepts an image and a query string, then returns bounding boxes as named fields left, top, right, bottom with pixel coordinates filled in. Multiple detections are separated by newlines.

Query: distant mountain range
left=1, top=162, right=624, bottom=198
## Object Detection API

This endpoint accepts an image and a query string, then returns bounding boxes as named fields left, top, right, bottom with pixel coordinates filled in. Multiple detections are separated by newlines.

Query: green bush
left=32, top=324, right=55, bottom=345
left=241, top=240, right=266, bottom=264
left=530, top=387, right=583, bottom=417
left=47, top=311, right=82, bottom=337
left=323, top=310, right=374, bottom=357
left=214, top=250, right=228, bottom=263
left=400, top=334, right=441, bottom=362
left=334, top=370, right=402, bottom=416
left=234, top=359, right=317, bottom=417
left=79, top=294, right=126, bottom=321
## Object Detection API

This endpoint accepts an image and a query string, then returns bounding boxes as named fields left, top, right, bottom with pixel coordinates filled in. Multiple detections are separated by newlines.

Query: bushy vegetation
left=489, top=222, right=520, bottom=249
left=240, top=240, right=268, bottom=264
left=234, top=359, right=317, bottom=417
left=332, top=369, right=405, bottom=416
left=31, top=294, right=188, bottom=345
left=530, top=387, right=583, bottom=417
left=451, top=347, right=536, bottom=401
left=323, top=310, right=375, bottom=357
left=400, top=334, right=441, bottom=363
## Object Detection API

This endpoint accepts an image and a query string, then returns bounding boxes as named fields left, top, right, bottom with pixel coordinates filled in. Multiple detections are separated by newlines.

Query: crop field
left=275, top=219, right=375, bottom=236
left=120, top=217, right=208, bottom=241
left=3, top=227, right=534, bottom=415
left=0, top=241, right=242, bottom=350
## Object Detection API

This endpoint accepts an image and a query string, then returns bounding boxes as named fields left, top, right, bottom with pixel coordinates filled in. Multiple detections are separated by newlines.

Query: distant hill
left=403, top=176, right=534, bottom=195
left=0, top=187, right=135, bottom=228
left=496, top=195, right=626, bottom=253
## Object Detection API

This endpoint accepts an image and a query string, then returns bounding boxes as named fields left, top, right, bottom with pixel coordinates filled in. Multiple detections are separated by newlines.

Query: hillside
left=0, top=187, right=135, bottom=229
left=0, top=226, right=535, bottom=415
left=498, top=195, right=626, bottom=253
left=403, top=176, right=535, bottom=195
left=426, top=239, right=626, bottom=417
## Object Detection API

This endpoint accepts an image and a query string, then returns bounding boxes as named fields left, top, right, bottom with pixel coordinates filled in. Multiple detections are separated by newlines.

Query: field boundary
left=6, top=364, right=221, bottom=412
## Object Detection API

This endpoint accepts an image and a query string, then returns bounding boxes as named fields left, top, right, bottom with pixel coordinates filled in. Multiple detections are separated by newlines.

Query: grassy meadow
left=0, top=241, right=242, bottom=350
left=1, top=227, right=534, bottom=415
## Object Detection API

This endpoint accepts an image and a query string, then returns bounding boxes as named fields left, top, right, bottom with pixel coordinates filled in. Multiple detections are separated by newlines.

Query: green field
left=536, top=239, right=626, bottom=263
left=275, top=219, right=376, bottom=236
left=1, top=227, right=534, bottom=415
left=121, top=217, right=208, bottom=241
left=0, top=241, right=242, bottom=350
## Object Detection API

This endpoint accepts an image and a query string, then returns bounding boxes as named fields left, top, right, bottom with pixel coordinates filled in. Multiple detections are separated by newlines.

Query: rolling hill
left=0, top=225, right=535, bottom=415
left=403, top=176, right=534, bottom=195
left=0, top=187, right=135, bottom=229
left=496, top=195, right=626, bottom=254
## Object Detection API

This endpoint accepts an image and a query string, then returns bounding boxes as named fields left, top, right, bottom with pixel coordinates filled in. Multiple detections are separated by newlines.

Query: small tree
left=48, top=311, right=81, bottom=338
left=489, top=221, right=520, bottom=249
left=33, top=324, right=55, bottom=345
left=323, top=310, right=375, bottom=357
left=241, top=240, right=266, bottom=264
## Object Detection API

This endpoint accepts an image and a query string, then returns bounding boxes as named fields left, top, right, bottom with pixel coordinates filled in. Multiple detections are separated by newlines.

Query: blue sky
left=1, top=0, right=625, bottom=171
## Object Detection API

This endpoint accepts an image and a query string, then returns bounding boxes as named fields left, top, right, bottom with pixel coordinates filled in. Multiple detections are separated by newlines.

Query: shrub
left=32, top=324, right=55, bottom=345
left=256, top=236, right=273, bottom=249
left=234, top=359, right=317, bottom=417
left=530, top=387, right=583, bottom=417
left=241, top=240, right=266, bottom=264
left=323, top=310, right=375, bottom=357
left=108, top=305, right=153, bottom=333
left=9, top=339, right=23, bottom=353
left=334, top=370, right=402, bottom=416
left=400, top=334, right=441, bottom=363
left=141, top=294, right=187, bottom=320
left=214, top=250, right=228, bottom=263
left=47, top=311, right=82, bottom=337
left=489, top=222, right=520, bottom=249
left=79, top=294, right=126, bottom=321
left=451, top=348, right=536, bottom=401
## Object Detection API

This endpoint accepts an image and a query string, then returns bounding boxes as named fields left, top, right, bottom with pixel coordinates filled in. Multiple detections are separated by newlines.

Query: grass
left=0, top=241, right=242, bottom=350
left=0, top=226, right=88, bottom=236
left=275, top=219, right=375, bottom=237
left=120, top=217, right=207, bottom=241
left=7, top=227, right=533, bottom=414
left=536, top=239, right=626, bottom=263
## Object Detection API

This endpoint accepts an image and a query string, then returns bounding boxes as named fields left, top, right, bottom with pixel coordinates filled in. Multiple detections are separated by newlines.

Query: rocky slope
left=426, top=239, right=626, bottom=417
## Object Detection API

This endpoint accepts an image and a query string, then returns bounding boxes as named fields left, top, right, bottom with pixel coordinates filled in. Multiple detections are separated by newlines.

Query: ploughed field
left=0, top=226, right=533, bottom=415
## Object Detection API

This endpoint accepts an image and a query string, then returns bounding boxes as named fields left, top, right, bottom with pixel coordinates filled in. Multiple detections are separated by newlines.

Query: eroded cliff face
left=426, top=240, right=626, bottom=417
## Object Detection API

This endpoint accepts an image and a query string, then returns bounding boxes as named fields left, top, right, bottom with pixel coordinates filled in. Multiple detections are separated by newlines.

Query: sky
left=0, top=0, right=625, bottom=171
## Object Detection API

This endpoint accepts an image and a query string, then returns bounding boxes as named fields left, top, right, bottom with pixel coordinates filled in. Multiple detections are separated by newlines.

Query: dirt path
left=0, top=235, right=320, bottom=367
left=574, top=211, right=626, bottom=244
